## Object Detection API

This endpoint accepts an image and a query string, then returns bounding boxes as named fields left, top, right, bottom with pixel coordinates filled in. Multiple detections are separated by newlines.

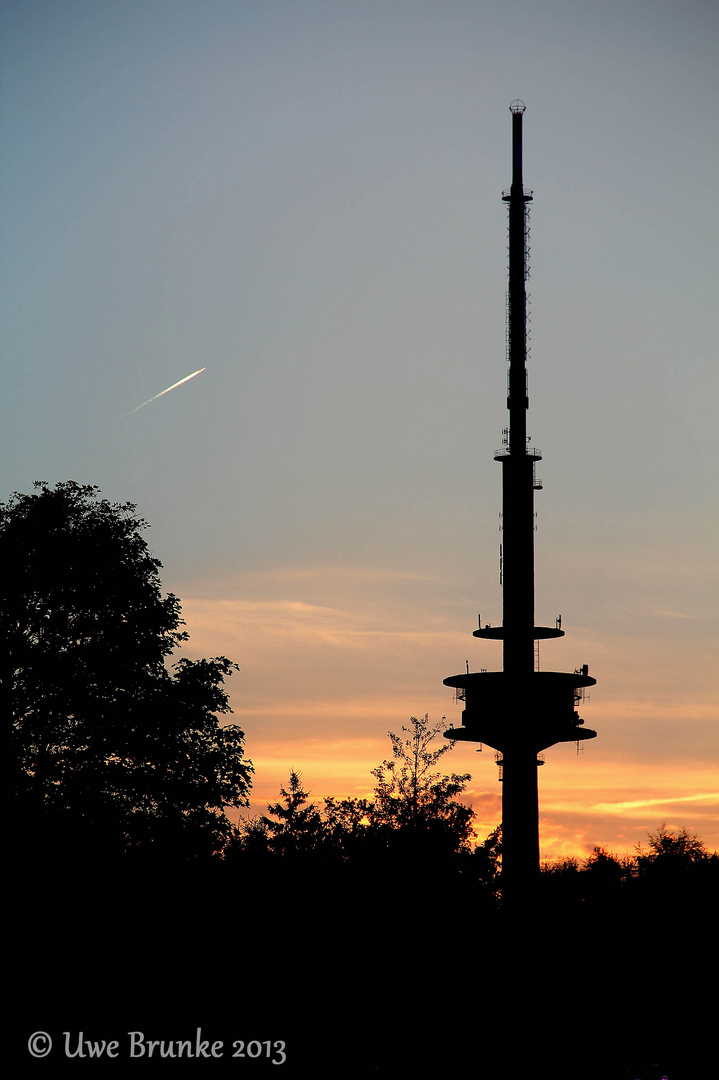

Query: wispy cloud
left=592, top=792, right=719, bottom=814
left=650, top=605, right=694, bottom=620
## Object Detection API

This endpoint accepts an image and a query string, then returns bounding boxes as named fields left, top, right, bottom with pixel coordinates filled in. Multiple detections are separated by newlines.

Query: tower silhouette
left=443, top=102, right=596, bottom=899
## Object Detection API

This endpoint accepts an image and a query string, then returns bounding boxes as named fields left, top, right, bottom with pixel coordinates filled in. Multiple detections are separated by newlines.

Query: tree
left=3, top=481, right=252, bottom=857
left=322, top=794, right=374, bottom=856
left=633, top=823, right=715, bottom=912
left=369, top=714, right=475, bottom=855
left=469, top=823, right=502, bottom=890
left=261, top=769, right=326, bottom=857
left=636, top=822, right=709, bottom=869
left=579, top=845, right=629, bottom=901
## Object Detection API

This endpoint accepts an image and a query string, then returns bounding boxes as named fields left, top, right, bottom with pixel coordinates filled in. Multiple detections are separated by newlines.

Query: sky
left=2, top=0, right=717, bottom=860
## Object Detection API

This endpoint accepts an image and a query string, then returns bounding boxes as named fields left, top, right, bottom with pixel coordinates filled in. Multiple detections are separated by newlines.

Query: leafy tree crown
left=4, top=481, right=252, bottom=856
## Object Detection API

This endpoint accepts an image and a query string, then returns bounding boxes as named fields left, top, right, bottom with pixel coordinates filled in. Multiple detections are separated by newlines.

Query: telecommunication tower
left=443, top=103, right=596, bottom=898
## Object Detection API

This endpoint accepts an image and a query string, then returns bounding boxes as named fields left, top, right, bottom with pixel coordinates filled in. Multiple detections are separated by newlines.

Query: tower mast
left=443, top=103, right=596, bottom=900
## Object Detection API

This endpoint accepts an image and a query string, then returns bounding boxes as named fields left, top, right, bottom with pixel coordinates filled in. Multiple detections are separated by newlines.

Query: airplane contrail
left=128, top=367, right=207, bottom=413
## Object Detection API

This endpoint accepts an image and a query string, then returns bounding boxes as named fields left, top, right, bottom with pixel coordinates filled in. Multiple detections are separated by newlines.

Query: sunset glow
left=2, top=1, right=717, bottom=865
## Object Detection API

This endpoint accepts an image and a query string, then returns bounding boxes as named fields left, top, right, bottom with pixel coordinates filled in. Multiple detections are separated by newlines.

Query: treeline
left=226, top=722, right=716, bottom=924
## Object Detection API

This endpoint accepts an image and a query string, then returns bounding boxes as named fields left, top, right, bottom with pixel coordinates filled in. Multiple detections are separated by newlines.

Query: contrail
left=128, top=367, right=207, bottom=413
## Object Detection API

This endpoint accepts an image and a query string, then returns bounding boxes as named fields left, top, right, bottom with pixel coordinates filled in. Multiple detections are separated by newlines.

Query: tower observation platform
left=443, top=102, right=597, bottom=899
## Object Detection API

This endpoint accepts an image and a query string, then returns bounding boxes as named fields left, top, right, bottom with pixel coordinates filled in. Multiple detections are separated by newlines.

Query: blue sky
left=2, top=0, right=717, bottom=857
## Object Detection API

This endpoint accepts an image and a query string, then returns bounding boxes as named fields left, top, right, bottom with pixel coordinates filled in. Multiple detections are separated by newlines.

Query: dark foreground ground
left=11, top=856, right=716, bottom=1078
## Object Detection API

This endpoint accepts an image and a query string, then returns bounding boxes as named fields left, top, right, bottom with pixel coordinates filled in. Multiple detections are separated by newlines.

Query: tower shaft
left=501, top=105, right=540, bottom=892
left=443, top=103, right=597, bottom=902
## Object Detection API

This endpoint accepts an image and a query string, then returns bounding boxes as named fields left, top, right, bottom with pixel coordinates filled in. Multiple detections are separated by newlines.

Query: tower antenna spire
left=443, top=104, right=597, bottom=904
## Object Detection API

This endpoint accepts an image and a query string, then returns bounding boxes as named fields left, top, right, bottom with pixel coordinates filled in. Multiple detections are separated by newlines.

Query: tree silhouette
left=467, top=823, right=502, bottom=892
left=4, top=481, right=252, bottom=857
left=370, top=713, right=475, bottom=852
left=261, top=769, right=326, bottom=856
left=632, top=822, right=716, bottom=917
left=578, top=845, right=628, bottom=908
left=322, top=794, right=374, bottom=858
left=637, top=822, right=709, bottom=868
